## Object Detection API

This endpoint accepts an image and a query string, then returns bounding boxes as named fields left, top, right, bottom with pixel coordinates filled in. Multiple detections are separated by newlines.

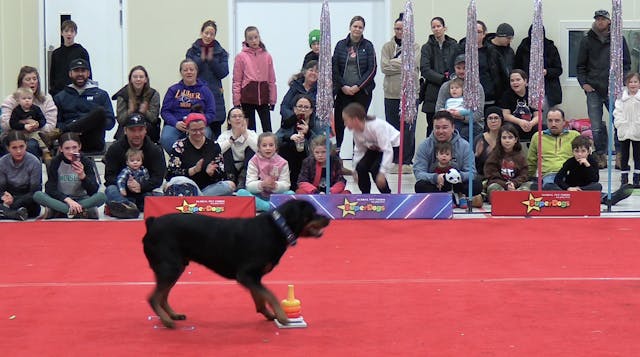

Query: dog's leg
left=161, top=281, right=186, bottom=321
left=148, top=285, right=176, bottom=329
left=238, top=272, right=288, bottom=324
left=249, top=289, right=276, bottom=320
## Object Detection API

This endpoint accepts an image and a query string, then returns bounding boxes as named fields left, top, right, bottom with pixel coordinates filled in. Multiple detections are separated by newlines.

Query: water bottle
left=296, top=131, right=305, bottom=152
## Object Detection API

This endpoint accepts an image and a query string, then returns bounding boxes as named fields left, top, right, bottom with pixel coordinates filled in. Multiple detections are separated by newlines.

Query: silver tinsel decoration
left=400, top=0, right=417, bottom=125
left=317, top=0, right=333, bottom=194
left=316, top=0, right=333, bottom=128
left=463, top=0, right=480, bottom=111
left=528, top=0, right=545, bottom=106
left=609, top=0, right=623, bottom=100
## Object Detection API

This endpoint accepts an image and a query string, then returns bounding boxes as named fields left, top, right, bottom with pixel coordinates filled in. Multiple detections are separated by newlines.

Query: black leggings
left=355, top=149, right=390, bottom=194
left=620, top=139, right=640, bottom=172
left=241, top=103, right=271, bottom=133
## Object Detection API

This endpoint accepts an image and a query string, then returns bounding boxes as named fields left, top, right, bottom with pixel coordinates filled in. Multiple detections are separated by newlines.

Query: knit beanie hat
left=308, top=29, right=321, bottom=47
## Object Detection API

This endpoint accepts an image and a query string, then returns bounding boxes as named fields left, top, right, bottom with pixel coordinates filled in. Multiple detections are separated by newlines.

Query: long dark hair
left=495, top=123, right=522, bottom=156
left=3, top=130, right=27, bottom=148
left=127, top=65, right=153, bottom=106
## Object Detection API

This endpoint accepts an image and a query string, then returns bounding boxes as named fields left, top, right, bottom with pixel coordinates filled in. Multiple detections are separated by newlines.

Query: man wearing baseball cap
left=487, top=23, right=516, bottom=76
left=103, top=112, right=167, bottom=218
left=576, top=9, right=631, bottom=169
left=53, top=58, right=116, bottom=152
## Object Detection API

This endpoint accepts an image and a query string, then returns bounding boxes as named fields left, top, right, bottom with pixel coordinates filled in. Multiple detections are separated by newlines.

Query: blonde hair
left=13, top=87, right=33, bottom=101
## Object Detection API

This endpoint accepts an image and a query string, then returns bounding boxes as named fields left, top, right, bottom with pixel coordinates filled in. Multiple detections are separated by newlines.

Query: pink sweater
left=245, top=153, right=291, bottom=194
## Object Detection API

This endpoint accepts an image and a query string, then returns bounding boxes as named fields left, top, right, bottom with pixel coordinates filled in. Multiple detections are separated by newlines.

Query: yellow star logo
left=337, top=197, right=357, bottom=217
left=176, top=199, right=197, bottom=213
left=521, top=193, right=543, bottom=214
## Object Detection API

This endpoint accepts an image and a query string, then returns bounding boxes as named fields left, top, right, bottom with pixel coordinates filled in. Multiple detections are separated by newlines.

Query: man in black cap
left=576, top=9, right=631, bottom=169
left=103, top=112, right=166, bottom=218
left=53, top=58, right=115, bottom=153
left=434, top=54, right=485, bottom=141
left=487, top=23, right=516, bottom=76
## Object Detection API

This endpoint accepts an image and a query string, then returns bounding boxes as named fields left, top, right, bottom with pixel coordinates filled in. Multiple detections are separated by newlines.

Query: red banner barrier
left=491, top=191, right=601, bottom=216
left=144, top=196, right=255, bottom=218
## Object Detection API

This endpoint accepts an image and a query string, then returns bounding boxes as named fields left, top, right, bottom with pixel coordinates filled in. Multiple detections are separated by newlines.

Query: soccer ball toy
left=445, top=168, right=461, bottom=184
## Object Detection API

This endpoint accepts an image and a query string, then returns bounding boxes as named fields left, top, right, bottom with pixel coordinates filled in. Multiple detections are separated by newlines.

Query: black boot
left=634, top=173, right=640, bottom=189
left=603, top=184, right=635, bottom=206
left=0, top=206, right=28, bottom=221
left=621, top=173, right=629, bottom=185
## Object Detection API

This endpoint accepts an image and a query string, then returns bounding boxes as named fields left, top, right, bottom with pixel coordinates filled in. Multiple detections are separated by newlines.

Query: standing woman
left=216, top=107, right=258, bottom=190
left=232, top=26, right=276, bottom=133
left=186, top=20, right=229, bottom=139
left=34, top=132, right=106, bottom=219
left=381, top=14, right=420, bottom=173
left=0, top=131, right=42, bottom=220
left=160, top=59, right=216, bottom=153
left=332, top=15, right=377, bottom=151
left=1, top=66, right=58, bottom=156
left=420, top=17, right=457, bottom=137
left=111, top=65, right=161, bottom=142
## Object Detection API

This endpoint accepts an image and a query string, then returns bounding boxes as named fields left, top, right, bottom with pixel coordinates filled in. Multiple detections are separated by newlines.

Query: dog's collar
left=270, top=209, right=297, bottom=246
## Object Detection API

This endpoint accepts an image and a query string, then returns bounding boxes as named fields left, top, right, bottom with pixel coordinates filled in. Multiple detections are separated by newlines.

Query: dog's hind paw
left=161, top=319, right=176, bottom=329
left=170, top=314, right=187, bottom=321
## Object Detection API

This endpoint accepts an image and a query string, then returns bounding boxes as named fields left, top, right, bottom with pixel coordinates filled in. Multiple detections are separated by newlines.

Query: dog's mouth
left=301, top=217, right=330, bottom=237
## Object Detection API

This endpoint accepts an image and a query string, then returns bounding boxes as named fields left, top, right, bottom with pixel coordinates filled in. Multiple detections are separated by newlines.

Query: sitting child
left=236, top=132, right=294, bottom=211
left=116, top=148, right=150, bottom=197
left=433, top=141, right=468, bottom=208
left=484, top=123, right=529, bottom=201
left=296, top=135, right=349, bottom=194
left=9, top=87, right=52, bottom=163
left=444, top=77, right=472, bottom=137
left=553, top=135, right=633, bottom=206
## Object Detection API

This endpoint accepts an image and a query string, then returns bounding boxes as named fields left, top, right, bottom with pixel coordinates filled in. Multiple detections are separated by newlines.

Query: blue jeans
left=586, top=91, right=618, bottom=154
left=160, top=125, right=212, bottom=153
left=201, top=181, right=235, bottom=196
left=105, top=184, right=155, bottom=211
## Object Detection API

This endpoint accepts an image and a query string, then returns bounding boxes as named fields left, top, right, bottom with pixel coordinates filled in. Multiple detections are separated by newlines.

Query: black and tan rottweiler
left=142, top=199, right=330, bottom=328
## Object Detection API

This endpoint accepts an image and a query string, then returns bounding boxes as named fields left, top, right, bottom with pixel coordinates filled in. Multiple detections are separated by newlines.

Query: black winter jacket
left=332, top=34, right=377, bottom=95
left=514, top=37, right=564, bottom=106
left=420, top=34, right=458, bottom=113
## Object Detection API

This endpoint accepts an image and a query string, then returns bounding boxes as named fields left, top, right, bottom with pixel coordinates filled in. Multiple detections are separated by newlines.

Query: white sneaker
left=401, top=164, right=413, bottom=174
left=389, top=164, right=400, bottom=174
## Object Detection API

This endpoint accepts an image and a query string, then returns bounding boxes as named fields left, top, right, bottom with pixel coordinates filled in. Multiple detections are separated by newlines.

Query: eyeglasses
left=295, top=105, right=312, bottom=110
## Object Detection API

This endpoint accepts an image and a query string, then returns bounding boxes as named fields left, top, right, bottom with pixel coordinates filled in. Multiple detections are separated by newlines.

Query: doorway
left=43, top=0, right=126, bottom=140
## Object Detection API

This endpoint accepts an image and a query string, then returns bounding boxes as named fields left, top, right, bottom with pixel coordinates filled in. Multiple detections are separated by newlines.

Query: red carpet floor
left=1, top=219, right=639, bottom=356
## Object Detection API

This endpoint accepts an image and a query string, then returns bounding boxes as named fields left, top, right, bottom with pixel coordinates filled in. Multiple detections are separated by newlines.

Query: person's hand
left=262, top=175, right=276, bottom=192
left=205, top=161, right=218, bottom=176
left=64, top=197, right=83, bottom=214
left=577, top=157, right=590, bottom=167
left=71, top=160, right=86, bottom=180
left=506, top=181, right=515, bottom=191
left=120, top=189, right=128, bottom=197
left=582, top=84, right=595, bottom=93
left=127, top=176, right=141, bottom=193
left=568, top=187, right=581, bottom=191
left=191, top=159, right=204, bottom=175
left=341, top=86, right=354, bottom=96
left=176, top=121, right=188, bottom=132
left=2, top=191, right=14, bottom=206
left=437, top=173, right=445, bottom=189
left=139, top=101, right=149, bottom=114
left=375, top=172, right=387, bottom=188
left=351, top=85, right=360, bottom=94
left=296, top=120, right=309, bottom=135
left=448, top=109, right=463, bottom=119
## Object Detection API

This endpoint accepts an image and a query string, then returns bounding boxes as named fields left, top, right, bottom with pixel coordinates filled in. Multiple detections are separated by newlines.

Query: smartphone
left=72, top=152, right=81, bottom=162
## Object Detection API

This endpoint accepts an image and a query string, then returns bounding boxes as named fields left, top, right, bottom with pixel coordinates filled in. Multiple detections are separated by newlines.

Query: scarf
left=197, top=39, right=215, bottom=57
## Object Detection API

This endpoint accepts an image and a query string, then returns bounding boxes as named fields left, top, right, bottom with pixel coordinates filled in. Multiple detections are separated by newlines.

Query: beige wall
left=0, top=0, right=40, bottom=99
left=2, top=0, right=640, bottom=132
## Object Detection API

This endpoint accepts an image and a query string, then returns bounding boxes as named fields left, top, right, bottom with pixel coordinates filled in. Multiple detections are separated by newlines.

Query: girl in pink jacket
left=232, top=26, right=277, bottom=133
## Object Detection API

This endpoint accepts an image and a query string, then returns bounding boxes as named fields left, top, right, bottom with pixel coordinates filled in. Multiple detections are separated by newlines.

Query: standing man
left=576, top=9, right=631, bottom=168
left=53, top=58, right=115, bottom=153
left=103, top=113, right=166, bottom=218
left=486, top=23, right=516, bottom=78
left=413, top=110, right=483, bottom=201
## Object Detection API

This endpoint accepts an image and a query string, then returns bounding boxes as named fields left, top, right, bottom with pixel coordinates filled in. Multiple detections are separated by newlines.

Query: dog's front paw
left=276, top=314, right=290, bottom=325
left=258, top=308, right=276, bottom=320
